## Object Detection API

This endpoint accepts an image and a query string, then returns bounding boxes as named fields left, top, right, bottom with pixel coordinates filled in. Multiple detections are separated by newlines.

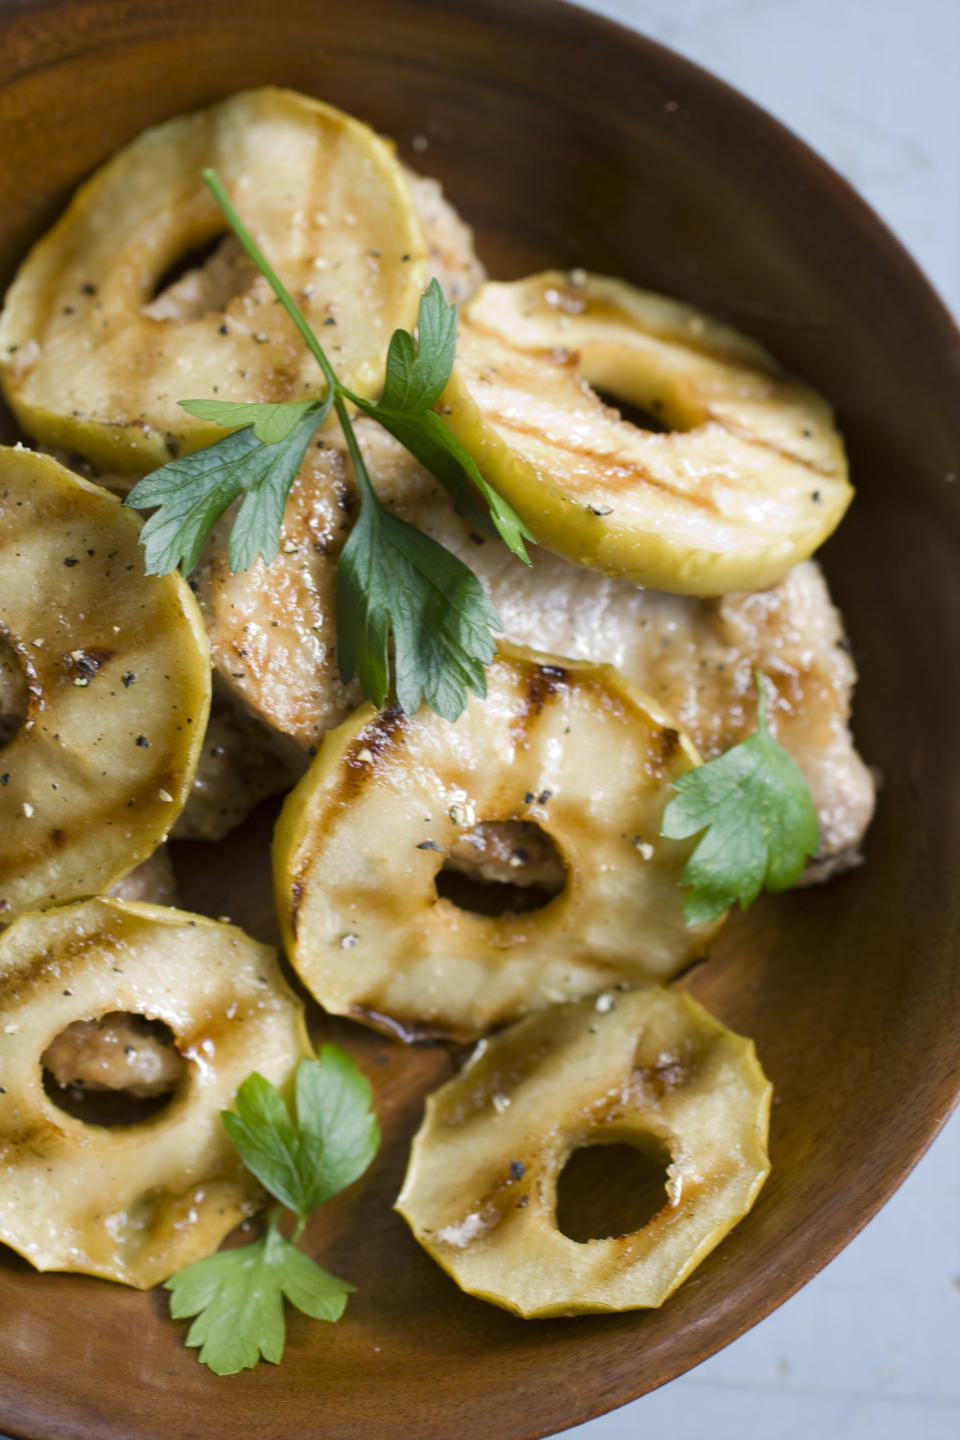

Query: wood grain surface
left=1, top=2, right=959, bottom=1438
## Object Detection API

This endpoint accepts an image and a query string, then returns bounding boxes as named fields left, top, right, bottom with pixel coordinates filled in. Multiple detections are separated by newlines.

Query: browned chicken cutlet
left=106, top=846, right=179, bottom=907
left=34, top=164, right=871, bottom=875
left=171, top=680, right=304, bottom=842
left=194, top=420, right=873, bottom=878
left=42, top=1012, right=184, bottom=1099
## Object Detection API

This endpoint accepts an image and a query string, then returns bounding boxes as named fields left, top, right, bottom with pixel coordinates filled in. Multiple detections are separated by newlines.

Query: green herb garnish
left=660, top=674, right=820, bottom=926
left=165, top=1045, right=380, bottom=1376
left=125, top=401, right=328, bottom=575
left=126, top=169, right=532, bottom=722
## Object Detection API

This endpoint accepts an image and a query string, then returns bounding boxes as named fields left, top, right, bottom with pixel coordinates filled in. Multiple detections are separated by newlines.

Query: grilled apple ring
left=0, top=897, right=312, bottom=1288
left=0, top=87, right=428, bottom=472
left=0, top=447, right=210, bottom=921
left=273, top=644, right=721, bottom=1040
left=441, top=272, right=852, bottom=595
left=396, top=988, right=771, bottom=1317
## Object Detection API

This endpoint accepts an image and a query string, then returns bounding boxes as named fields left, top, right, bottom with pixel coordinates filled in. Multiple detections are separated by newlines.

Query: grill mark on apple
left=512, top=663, right=568, bottom=738
left=69, top=647, right=116, bottom=678
left=0, top=764, right=181, bottom=884
left=0, top=622, right=43, bottom=714
left=292, top=705, right=409, bottom=871
left=341, top=706, right=405, bottom=795
left=288, top=879, right=304, bottom=938
left=647, top=725, right=681, bottom=778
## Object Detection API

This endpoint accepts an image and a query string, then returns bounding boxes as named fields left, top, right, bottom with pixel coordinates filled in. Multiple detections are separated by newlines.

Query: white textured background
left=567, top=2, right=960, bottom=1437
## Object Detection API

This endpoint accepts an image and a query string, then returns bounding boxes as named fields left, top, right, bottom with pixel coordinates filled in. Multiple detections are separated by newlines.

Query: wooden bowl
left=2, top=2, right=959, bottom=1437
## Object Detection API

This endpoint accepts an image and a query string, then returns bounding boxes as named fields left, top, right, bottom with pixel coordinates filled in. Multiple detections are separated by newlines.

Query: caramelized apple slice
left=0, top=897, right=311, bottom=1288
left=396, top=988, right=771, bottom=1317
left=0, top=87, right=428, bottom=471
left=273, top=643, right=721, bottom=1040
left=0, top=448, right=210, bottom=921
left=441, top=271, right=851, bottom=595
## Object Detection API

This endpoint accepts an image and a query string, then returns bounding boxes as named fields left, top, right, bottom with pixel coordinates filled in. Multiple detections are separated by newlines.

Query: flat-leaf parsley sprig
left=165, top=1044, right=380, bottom=1376
left=660, top=673, right=820, bottom=926
left=126, top=168, right=533, bottom=722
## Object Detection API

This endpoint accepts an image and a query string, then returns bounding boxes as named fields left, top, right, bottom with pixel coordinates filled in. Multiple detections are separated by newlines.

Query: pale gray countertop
left=568, top=2, right=960, bottom=1437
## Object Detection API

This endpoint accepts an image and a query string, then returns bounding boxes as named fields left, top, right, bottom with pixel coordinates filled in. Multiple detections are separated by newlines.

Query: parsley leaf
left=380, top=279, right=457, bottom=412
left=293, top=1043, right=382, bottom=1209
left=166, top=1216, right=352, bottom=1376
left=357, top=404, right=533, bottom=561
left=165, top=1045, right=379, bottom=1376
left=179, top=396, right=323, bottom=444
left=336, top=463, right=501, bottom=719
left=222, top=1045, right=380, bottom=1222
left=349, top=283, right=533, bottom=563
left=661, top=674, right=820, bottom=926
left=126, top=402, right=326, bottom=574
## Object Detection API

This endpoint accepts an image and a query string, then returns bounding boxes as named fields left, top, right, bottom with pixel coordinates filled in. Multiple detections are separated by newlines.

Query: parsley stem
left=202, top=167, right=377, bottom=502
left=201, top=168, right=340, bottom=399
left=266, top=1203, right=287, bottom=1232
left=266, top=1203, right=307, bottom=1245
left=333, top=394, right=377, bottom=500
